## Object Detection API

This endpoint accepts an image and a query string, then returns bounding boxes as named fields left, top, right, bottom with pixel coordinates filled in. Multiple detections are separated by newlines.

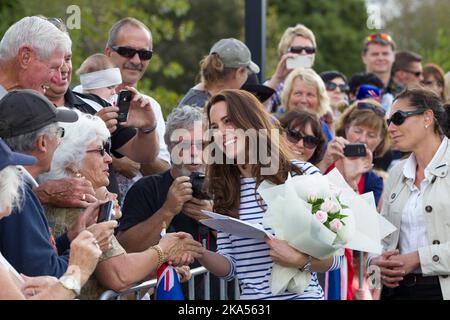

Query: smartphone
left=97, top=201, right=114, bottom=223
left=286, top=55, right=314, bottom=69
left=116, top=90, right=132, bottom=123
left=343, top=144, right=367, bottom=157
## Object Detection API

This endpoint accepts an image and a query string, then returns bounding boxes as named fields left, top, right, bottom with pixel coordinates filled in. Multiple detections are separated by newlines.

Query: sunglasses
left=403, top=69, right=422, bottom=78
left=86, top=141, right=111, bottom=157
left=285, top=128, right=321, bottom=149
left=357, top=102, right=386, bottom=117
left=325, top=82, right=349, bottom=93
left=288, top=46, right=316, bottom=55
left=111, top=46, right=153, bottom=61
left=366, top=33, right=392, bottom=42
left=387, top=110, right=425, bottom=126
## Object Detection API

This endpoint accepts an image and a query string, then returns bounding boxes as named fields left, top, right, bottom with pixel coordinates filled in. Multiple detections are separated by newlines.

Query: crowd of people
left=1, top=15, right=450, bottom=301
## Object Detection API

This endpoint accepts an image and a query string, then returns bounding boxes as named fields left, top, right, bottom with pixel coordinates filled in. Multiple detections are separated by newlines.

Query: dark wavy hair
left=279, top=110, right=326, bottom=165
left=204, top=89, right=303, bottom=218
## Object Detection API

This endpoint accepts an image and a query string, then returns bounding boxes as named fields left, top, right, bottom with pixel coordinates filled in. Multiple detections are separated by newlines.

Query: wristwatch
left=299, top=255, right=312, bottom=273
left=59, top=274, right=81, bottom=296
left=139, top=122, right=157, bottom=134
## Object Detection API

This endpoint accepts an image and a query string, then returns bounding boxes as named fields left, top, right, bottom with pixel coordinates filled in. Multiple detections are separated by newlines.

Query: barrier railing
left=99, top=266, right=240, bottom=300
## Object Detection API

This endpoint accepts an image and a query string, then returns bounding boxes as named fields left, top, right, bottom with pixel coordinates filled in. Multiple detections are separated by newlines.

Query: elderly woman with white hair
left=0, top=139, right=102, bottom=300
left=39, top=109, right=204, bottom=299
left=279, top=67, right=334, bottom=141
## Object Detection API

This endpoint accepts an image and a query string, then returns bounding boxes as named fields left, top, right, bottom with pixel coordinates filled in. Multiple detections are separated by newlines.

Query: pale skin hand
left=267, top=53, right=298, bottom=89
left=96, top=106, right=119, bottom=134
left=158, top=232, right=204, bottom=266
left=87, top=220, right=118, bottom=253
left=338, top=148, right=374, bottom=191
left=370, top=250, right=405, bottom=288
left=175, top=266, right=192, bottom=283
left=388, top=251, right=420, bottom=277
left=66, top=200, right=105, bottom=242
left=163, top=176, right=193, bottom=216
left=34, top=177, right=96, bottom=208
left=120, top=86, right=156, bottom=129
left=111, top=155, right=141, bottom=179
left=316, top=136, right=348, bottom=173
left=21, top=275, right=58, bottom=298
left=182, top=198, right=213, bottom=222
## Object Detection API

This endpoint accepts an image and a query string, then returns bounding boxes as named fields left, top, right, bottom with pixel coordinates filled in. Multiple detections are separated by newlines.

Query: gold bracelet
left=150, top=245, right=165, bottom=268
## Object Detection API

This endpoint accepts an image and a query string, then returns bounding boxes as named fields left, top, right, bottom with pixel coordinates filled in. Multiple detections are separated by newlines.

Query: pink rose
left=320, top=199, right=340, bottom=213
left=315, top=210, right=328, bottom=224
left=330, top=219, right=343, bottom=232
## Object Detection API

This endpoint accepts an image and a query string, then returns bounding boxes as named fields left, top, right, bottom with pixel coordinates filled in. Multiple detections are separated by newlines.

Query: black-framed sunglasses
left=86, top=141, right=111, bottom=157
left=325, top=82, right=349, bottom=93
left=288, top=46, right=316, bottom=55
left=387, top=110, right=425, bottom=126
left=357, top=102, right=386, bottom=117
left=111, top=46, right=153, bottom=61
left=402, top=69, right=422, bottom=78
left=285, top=128, right=321, bottom=149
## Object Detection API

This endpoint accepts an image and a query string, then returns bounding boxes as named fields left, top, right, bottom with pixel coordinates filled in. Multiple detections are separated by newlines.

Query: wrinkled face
left=209, top=101, right=246, bottom=161
left=326, top=77, right=347, bottom=108
left=363, top=44, right=395, bottom=74
left=285, top=122, right=317, bottom=162
left=387, top=98, right=428, bottom=152
left=80, top=137, right=113, bottom=189
left=345, top=123, right=382, bottom=153
left=106, top=25, right=152, bottom=86
left=46, top=51, right=72, bottom=98
left=170, top=127, right=204, bottom=175
left=25, top=49, right=65, bottom=94
left=288, top=78, right=320, bottom=114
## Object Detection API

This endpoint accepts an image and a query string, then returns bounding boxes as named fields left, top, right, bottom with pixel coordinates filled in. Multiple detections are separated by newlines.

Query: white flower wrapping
left=257, top=168, right=396, bottom=295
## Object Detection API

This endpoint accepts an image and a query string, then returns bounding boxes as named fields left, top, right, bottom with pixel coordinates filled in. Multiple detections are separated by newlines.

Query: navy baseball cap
left=0, top=138, right=37, bottom=171
left=0, top=89, right=78, bottom=138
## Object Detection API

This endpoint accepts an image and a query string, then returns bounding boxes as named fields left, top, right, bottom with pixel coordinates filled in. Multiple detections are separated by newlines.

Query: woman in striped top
left=197, top=89, right=343, bottom=299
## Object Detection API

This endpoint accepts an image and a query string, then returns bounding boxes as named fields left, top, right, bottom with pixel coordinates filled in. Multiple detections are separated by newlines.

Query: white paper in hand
left=200, top=210, right=272, bottom=239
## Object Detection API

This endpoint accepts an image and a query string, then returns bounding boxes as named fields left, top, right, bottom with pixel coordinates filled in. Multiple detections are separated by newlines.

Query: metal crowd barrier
left=99, top=266, right=240, bottom=300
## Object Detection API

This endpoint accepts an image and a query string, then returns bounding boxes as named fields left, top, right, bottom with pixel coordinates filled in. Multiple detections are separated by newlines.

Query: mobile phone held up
left=116, top=90, right=132, bottom=123
left=343, top=144, right=367, bottom=157
left=98, top=201, right=114, bottom=223
left=286, top=55, right=314, bottom=69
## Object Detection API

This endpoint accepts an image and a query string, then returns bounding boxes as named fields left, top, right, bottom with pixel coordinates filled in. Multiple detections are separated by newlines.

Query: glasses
left=421, top=80, right=444, bottom=87
left=288, top=46, right=316, bottom=55
left=55, top=127, right=65, bottom=139
left=325, top=82, right=349, bottom=93
left=387, top=110, right=425, bottom=126
left=111, top=46, right=153, bottom=61
left=402, top=69, right=422, bottom=78
left=86, top=141, right=111, bottom=157
left=366, top=33, right=393, bottom=43
left=357, top=102, right=386, bottom=117
left=285, top=128, right=321, bottom=149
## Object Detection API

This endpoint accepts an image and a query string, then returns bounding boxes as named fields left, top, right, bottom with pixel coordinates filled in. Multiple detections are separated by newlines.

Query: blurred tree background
left=1, top=0, right=449, bottom=117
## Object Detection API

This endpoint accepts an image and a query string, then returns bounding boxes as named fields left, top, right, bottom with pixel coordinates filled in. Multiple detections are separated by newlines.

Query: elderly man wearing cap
left=0, top=90, right=116, bottom=294
left=0, top=138, right=104, bottom=300
left=177, top=37, right=260, bottom=109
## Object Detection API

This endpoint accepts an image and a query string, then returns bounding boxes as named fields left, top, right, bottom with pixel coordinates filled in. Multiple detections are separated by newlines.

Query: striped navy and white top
left=217, top=160, right=344, bottom=300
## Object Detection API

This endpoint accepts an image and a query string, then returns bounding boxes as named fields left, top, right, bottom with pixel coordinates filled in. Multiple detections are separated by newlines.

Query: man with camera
left=117, top=105, right=226, bottom=299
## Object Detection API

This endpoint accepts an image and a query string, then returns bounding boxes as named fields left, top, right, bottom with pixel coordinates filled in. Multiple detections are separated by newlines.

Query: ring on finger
left=81, top=194, right=86, bottom=201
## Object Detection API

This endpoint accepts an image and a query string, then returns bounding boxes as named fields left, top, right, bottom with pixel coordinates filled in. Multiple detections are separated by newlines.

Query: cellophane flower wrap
left=257, top=168, right=396, bottom=295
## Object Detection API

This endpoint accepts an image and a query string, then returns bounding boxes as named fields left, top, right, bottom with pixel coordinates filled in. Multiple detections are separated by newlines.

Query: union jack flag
left=155, top=263, right=184, bottom=300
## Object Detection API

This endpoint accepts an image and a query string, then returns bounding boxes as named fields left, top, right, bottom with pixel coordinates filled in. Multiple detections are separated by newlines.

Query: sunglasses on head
left=366, top=33, right=392, bottom=42
left=325, top=82, right=349, bottom=93
left=288, top=46, right=316, bottom=55
left=285, top=128, right=321, bottom=149
left=357, top=102, right=386, bottom=117
left=402, top=69, right=422, bottom=78
left=86, top=141, right=111, bottom=157
left=387, top=109, right=425, bottom=126
left=111, top=46, right=153, bottom=61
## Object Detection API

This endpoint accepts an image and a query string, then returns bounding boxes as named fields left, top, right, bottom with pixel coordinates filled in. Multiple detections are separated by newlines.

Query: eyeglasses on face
left=366, top=33, right=392, bottom=42
left=285, top=128, right=321, bottom=149
left=288, top=46, right=316, bottom=55
left=111, top=46, right=153, bottom=61
left=86, top=141, right=111, bottom=157
left=402, top=69, right=422, bottom=78
left=325, top=82, right=349, bottom=93
left=357, top=102, right=386, bottom=117
left=55, top=127, right=65, bottom=139
left=387, top=109, right=425, bottom=126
